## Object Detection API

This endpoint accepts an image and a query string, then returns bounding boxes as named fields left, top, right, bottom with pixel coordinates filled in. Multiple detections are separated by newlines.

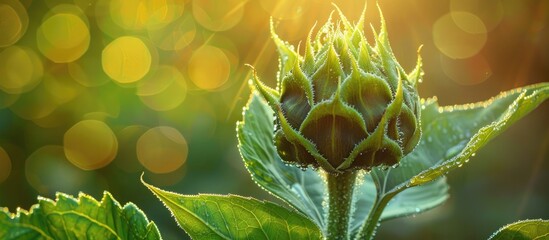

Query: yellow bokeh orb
left=138, top=66, right=187, bottom=111
left=109, top=0, right=185, bottom=30
left=188, top=45, right=231, bottom=90
left=433, top=12, right=487, bottom=59
left=136, top=126, right=188, bottom=174
left=450, top=0, right=504, bottom=31
left=0, top=147, right=11, bottom=184
left=0, top=0, right=28, bottom=47
left=148, top=13, right=196, bottom=51
left=102, top=36, right=152, bottom=83
left=0, top=46, right=43, bottom=94
left=64, top=120, right=118, bottom=170
left=9, top=83, right=58, bottom=120
left=37, top=13, right=90, bottom=63
left=440, top=54, right=492, bottom=86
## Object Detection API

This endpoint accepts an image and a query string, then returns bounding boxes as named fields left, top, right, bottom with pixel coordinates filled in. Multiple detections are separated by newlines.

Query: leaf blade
left=349, top=174, right=449, bottom=236
left=380, top=83, right=549, bottom=191
left=0, top=192, right=161, bottom=240
left=143, top=181, right=323, bottom=240
left=489, top=219, right=549, bottom=240
left=237, top=93, right=327, bottom=229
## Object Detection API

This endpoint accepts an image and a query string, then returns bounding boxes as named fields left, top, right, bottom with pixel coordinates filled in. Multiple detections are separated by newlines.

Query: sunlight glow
left=64, top=120, right=118, bottom=170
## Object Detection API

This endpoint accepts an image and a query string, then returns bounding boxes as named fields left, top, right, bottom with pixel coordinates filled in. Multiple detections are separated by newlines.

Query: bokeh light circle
left=0, top=46, right=43, bottom=94
left=441, top=54, right=492, bottom=86
left=64, top=120, right=118, bottom=170
left=102, top=36, right=152, bottom=83
left=25, top=146, right=92, bottom=194
left=0, top=0, right=29, bottom=47
left=148, top=13, right=196, bottom=51
left=433, top=12, right=487, bottom=59
left=0, top=147, right=12, bottom=183
left=43, top=70, right=83, bottom=105
left=9, top=83, right=58, bottom=120
left=188, top=45, right=231, bottom=90
left=192, top=0, right=243, bottom=31
left=109, top=0, right=185, bottom=31
left=138, top=66, right=187, bottom=111
left=136, top=126, right=188, bottom=174
left=450, top=0, right=504, bottom=31
left=37, top=13, right=90, bottom=63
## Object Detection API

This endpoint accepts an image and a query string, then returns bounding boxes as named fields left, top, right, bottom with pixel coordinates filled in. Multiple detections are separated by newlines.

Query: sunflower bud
left=251, top=7, right=422, bottom=173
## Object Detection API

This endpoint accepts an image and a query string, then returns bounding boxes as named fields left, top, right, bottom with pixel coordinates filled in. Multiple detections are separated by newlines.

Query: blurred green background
left=0, top=0, right=547, bottom=239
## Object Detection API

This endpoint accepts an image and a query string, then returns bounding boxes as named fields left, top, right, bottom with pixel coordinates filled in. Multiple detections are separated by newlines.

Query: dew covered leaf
left=380, top=176, right=448, bottom=220
left=489, top=219, right=549, bottom=240
left=377, top=82, right=549, bottom=192
left=349, top=174, right=449, bottom=236
left=0, top=191, right=161, bottom=240
left=143, top=180, right=323, bottom=240
left=237, top=93, right=327, bottom=230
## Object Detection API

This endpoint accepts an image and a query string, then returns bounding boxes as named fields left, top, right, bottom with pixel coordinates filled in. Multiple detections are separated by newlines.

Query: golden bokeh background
left=0, top=0, right=547, bottom=239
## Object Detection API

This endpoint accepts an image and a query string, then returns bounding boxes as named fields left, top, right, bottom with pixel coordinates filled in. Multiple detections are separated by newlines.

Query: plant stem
left=355, top=192, right=397, bottom=240
left=326, top=171, right=358, bottom=240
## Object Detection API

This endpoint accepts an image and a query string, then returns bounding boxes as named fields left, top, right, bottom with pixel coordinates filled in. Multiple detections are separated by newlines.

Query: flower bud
left=251, top=7, right=422, bottom=173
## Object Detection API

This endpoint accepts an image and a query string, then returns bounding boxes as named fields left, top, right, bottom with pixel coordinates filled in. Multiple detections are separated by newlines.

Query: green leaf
left=0, top=191, right=161, bottom=240
left=237, top=93, right=327, bottom=229
left=380, top=82, right=549, bottom=192
left=489, top=219, right=549, bottom=240
left=349, top=175, right=449, bottom=235
left=381, top=176, right=448, bottom=220
left=143, top=180, right=323, bottom=240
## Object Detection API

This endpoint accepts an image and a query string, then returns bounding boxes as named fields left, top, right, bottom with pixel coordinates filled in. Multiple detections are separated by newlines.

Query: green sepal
left=373, top=6, right=404, bottom=91
left=303, top=26, right=317, bottom=75
left=407, top=47, right=423, bottom=86
left=277, top=105, right=338, bottom=173
left=340, top=70, right=392, bottom=132
left=357, top=39, right=378, bottom=75
left=249, top=66, right=280, bottom=110
left=270, top=19, right=300, bottom=82
left=279, top=61, right=315, bottom=128
left=299, top=86, right=368, bottom=169
left=311, top=44, right=343, bottom=102
left=399, top=105, right=421, bottom=153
